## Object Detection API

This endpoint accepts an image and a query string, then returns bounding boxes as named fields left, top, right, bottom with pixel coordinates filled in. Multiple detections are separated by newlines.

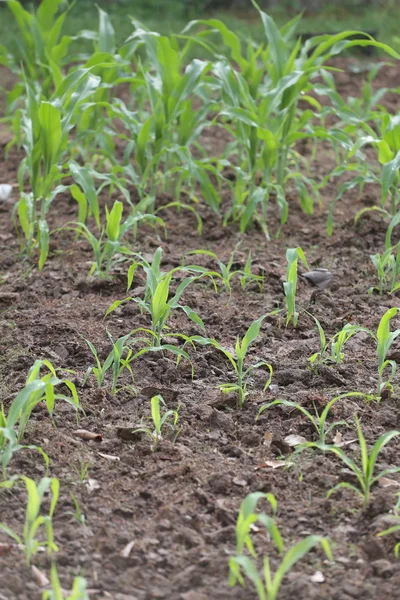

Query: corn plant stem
left=237, top=358, right=244, bottom=407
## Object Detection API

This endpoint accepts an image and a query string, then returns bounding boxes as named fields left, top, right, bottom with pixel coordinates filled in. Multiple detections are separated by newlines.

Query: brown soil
left=1, top=59, right=400, bottom=600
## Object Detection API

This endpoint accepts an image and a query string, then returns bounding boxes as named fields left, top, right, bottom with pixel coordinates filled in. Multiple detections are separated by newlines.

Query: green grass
left=0, top=0, right=399, bottom=51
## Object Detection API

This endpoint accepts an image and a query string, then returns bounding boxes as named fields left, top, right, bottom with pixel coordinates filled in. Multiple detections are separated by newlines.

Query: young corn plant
left=185, top=248, right=264, bottom=294
left=370, top=244, right=400, bottom=295
left=134, top=394, right=180, bottom=450
left=189, top=314, right=274, bottom=408
left=117, top=22, right=213, bottom=205
left=0, top=0, right=75, bottom=97
left=308, top=315, right=369, bottom=367
left=377, top=522, right=400, bottom=558
left=0, top=360, right=79, bottom=477
left=106, top=247, right=205, bottom=346
left=316, top=415, right=400, bottom=509
left=14, top=69, right=102, bottom=268
left=375, top=307, right=400, bottom=396
left=42, top=563, right=89, bottom=600
left=82, top=332, right=135, bottom=394
left=0, top=476, right=59, bottom=565
left=284, top=247, right=310, bottom=327
left=229, top=492, right=332, bottom=600
left=362, top=307, right=400, bottom=397
left=257, top=392, right=364, bottom=445
left=66, top=199, right=163, bottom=279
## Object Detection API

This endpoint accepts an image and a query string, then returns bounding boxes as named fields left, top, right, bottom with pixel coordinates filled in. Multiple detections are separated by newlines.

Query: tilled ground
left=1, top=59, right=400, bottom=600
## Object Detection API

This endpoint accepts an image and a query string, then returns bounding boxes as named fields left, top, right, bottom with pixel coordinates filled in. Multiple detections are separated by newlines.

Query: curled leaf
left=31, top=565, right=50, bottom=588
left=73, top=429, right=102, bottom=442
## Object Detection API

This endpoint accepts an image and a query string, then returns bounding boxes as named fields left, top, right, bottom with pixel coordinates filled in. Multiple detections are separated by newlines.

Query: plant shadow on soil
left=1, top=59, right=400, bottom=600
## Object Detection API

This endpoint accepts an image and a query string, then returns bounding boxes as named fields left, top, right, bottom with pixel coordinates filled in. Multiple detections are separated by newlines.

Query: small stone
left=371, top=559, right=395, bottom=578
left=208, top=473, right=231, bottom=495
left=342, top=583, right=363, bottom=598
left=233, top=477, right=247, bottom=487
left=210, top=409, right=234, bottom=432
left=362, top=537, right=385, bottom=561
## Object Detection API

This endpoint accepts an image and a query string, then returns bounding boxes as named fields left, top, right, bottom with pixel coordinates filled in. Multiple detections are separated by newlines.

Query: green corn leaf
left=152, top=275, right=172, bottom=325
left=106, top=200, right=123, bottom=242
left=38, top=102, right=62, bottom=176
left=377, top=307, right=399, bottom=369
left=151, top=395, right=162, bottom=435
left=97, top=6, right=115, bottom=53
left=70, top=184, right=88, bottom=224
left=271, top=536, right=329, bottom=597
left=240, top=314, right=266, bottom=357
left=38, top=219, right=50, bottom=271
left=69, top=161, right=100, bottom=230
left=381, top=150, right=400, bottom=204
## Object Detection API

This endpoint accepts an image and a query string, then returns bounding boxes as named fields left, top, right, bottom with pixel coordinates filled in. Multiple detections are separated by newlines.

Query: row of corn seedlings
left=2, top=0, right=400, bottom=271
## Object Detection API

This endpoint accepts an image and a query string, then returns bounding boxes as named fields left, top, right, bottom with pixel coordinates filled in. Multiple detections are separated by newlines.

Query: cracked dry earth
left=1, top=58, right=400, bottom=600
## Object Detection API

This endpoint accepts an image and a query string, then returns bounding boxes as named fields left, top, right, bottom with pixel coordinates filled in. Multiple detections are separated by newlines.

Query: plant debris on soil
left=2, top=59, right=400, bottom=600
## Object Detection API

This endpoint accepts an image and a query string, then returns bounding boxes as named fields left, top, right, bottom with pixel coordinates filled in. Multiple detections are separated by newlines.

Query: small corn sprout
left=42, top=563, right=89, bottom=600
left=316, top=415, right=400, bottom=508
left=308, top=315, right=369, bottom=367
left=257, top=392, right=364, bottom=445
left=0, top=360, right=79, bottom=477
left=134, top=395, right=180, bottom=449
left=284, top=247, right=310, bottom=327
left=189, top=314, right=274, bottom=408
left=229, top=491, right=332, bottom=600
left=0, top=476, right=59, bottom=565
left=82, top=332, right=135, bottom=394
left=66, top=200, right=162, bottom=279
left=377, top=520, right=400, bottom=558
left=107, top=247, right=205, bottom=346
left=370, top=244, right=400, bottom=295
left=369, top=307, right=400, bottom=397
left=185, top=248, right=264, bottom=293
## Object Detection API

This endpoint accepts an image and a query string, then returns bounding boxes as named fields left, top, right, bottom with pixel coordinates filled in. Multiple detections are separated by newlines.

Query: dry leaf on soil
left=233, top=477, right=247, bottom=487
left=379, top=477, right=400, bottom=488
left=73, top=429, right=102, bottom=442
left=284, top=434, right=307, bottom=447
left=255, top=459, right=292, bottom=470
left=120, top=540, right=135, bottom=558
left=31, top=565, right=49, bottom=588
left=98, top=452, right=120, bottom=462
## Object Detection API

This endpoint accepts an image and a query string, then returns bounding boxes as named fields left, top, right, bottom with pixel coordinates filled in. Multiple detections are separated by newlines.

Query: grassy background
left=0, top=0, right=399, bottom=51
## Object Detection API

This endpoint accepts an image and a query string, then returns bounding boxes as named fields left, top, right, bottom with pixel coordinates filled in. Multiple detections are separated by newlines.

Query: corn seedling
left=0, top=360, right=79, bottom=477
left=133, top=395, right=180, bottom=450
left=308, top=315, right=369, bottom=367
left=0, top=476, right=59, bottom=565
left=257, top=392, right=363, bottom=445
left=83, top=332, right=135, bottom=394
left=377, top=521, right=400, bottom=558
left=189, top=314, right=274, bottom=408
left=229, top=491, right=332, bottom=600
left=14, top=69, right=102, bottom=268
left=185, top=248, right=263, bottom=293
left=370, top=244, right=400, bottom=295
left=0, top=0, right=75, bottom=97
left=284, top=247, right=310, bottom=327
left=68, top=492, right=86, bottom=527
left=316, top=415, right=400, bottom=508
left=360, top=307, right=400, bottom=397
left=42, top=563, right=89, bottom=600
left=67, top=199, right=163, bottom=279
left=106, top=247, right=205, bottom=346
